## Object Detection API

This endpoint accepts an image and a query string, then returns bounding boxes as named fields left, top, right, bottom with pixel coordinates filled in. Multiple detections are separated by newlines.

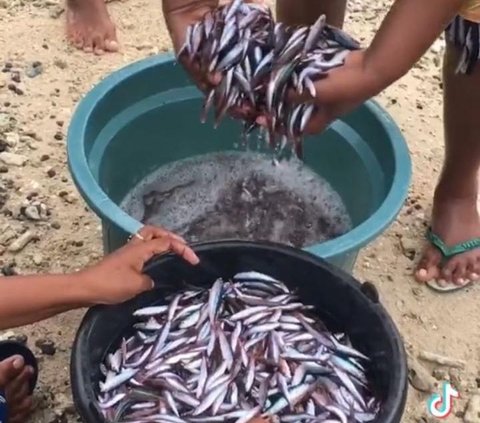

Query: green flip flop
left=424, top=228, right=480, bottom=292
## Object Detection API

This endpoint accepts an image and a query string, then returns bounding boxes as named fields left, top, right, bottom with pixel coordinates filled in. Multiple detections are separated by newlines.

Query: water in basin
left=120, top=151, right=352, bottom=248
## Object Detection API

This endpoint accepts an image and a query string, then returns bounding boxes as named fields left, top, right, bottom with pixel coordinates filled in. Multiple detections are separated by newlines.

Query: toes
left=92, top=26, right=119, bottom=54
left=104, top=39, right=119, bottom=52
left=0, top=356, right=24, bottom=387
left=70, top=34, right=84, bottom=50
left=9, top=396, right=33, bottom=423
left=66, top=25, right=84, bottom=50
left=74, top=39, right=84, bottom=50
left=451, top=261, right=468, bottom=285
left=415, top=246, right=442, bottom=282
left=469, top=273, right=479, bottom=282
left=5, top=367, right=32, bottom=402
left=440, top=259, right=454, bottom=282
left=441, top=251, right=478, bottom=285
left=4, top=368, right=33, bottom=423
left=440, top=265, right=459, bottom=284
left=472, top=257, right=480, bottom=278
left=466, top=260, right=480, bottom=281
left=104, top=26, right=119, bottom=52
left=436, top=279, right=448, bottom=287
left=9, top=377, right=29, bottom=403
left=82, top=36, right=94, bottom=53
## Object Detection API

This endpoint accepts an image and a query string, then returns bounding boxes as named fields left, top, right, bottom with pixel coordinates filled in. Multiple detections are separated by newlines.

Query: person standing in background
left=65, top=0, right=347, bottom=54
left=65, top=0, right=119, bottom=55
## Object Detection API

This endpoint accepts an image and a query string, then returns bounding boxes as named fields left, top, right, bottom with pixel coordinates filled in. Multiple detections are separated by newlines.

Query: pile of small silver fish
left=97, top=271, right=379, bottom=423
left=177, top=0, right=360, bottom=158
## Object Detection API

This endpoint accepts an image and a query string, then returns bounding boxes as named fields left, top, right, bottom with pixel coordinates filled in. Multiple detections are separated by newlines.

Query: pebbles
left=20, top=201, right=49, bottom=221
left=0, top=113, right=13, bottom=132
left=8, top=230, right=37, bottom=253
left=4, top=132, right=19, bottom=147
left=25, top=61, right=43, bottom=78
left=0, top=151, right=27, bottom=166
left=399, top=236, right=417, bottom=261
left=0, top=225, right=17, bottom=246
left=464, top=395, right=480, bottom=423
left=0, top=3, right=477, bottom=423
left=0, top=330, right=28, bottom=344
left=35, top=338, right=56, bottom=356
left=0, top=57, right=66, bottom=269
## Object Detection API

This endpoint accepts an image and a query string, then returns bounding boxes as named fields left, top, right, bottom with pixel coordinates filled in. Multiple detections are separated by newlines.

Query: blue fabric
left=0, top=390, right=7, bottom=423
left=445, top=15, right=480, bottom=74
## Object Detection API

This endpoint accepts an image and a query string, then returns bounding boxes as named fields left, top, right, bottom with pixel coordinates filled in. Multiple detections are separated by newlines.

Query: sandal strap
left=427, top=228, right=480, bottom=258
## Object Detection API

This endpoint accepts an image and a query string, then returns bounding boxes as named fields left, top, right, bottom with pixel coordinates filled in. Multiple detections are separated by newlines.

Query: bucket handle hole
left=360, top=281, right=380, bottom=304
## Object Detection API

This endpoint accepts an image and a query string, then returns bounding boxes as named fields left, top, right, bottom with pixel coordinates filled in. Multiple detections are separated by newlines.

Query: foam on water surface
left=121, top=151, right=352, bottom=247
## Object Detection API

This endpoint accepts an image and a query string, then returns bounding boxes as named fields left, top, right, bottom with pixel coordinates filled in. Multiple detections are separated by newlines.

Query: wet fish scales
left=97, top=270, right=378, bottom=423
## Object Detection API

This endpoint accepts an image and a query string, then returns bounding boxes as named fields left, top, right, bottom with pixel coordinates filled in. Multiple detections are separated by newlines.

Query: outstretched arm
left=0, top=273, right=94, bottom=330
left=0, top=226, right=199, bottom=330
left=293, top=0, right=465, bottom=132
left=0, top=274, right=90, bottom=330
left=364, top=0, right=463, bottom=90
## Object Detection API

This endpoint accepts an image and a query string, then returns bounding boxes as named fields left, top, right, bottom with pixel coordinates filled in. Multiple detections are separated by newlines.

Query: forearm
left=0, top=273, right=92, bottom=330
left=3, top=306, right=85, bottom=330
left=364, top=0, right=464, bottom=92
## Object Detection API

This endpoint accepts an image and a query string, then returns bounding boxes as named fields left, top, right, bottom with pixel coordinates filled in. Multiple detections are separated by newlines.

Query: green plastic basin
left=67, top=53, right=411, bottom=272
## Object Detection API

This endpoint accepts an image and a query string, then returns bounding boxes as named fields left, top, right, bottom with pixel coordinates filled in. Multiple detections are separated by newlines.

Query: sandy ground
left=0, top=0, right=479, bottom=421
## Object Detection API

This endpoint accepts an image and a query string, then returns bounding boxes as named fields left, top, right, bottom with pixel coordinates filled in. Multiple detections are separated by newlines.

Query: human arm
left=162, top=0, right=264, bottom=91
left=287, top=0, right=465, bottom=133
left=0, top=226, right=199, bottom=330
left=162, top=0, right=220, bottom=90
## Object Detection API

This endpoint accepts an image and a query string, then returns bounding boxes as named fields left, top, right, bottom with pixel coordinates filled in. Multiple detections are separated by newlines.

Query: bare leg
left=276, top=0, right=347, bottom=28
left=66, top=0, right=119, bottom=55
left=416, top=39, right=480, bottom=285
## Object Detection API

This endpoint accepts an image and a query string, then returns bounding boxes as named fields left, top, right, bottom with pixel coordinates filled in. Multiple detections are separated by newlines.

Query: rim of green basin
left=67, top=53, right=412, bottom=259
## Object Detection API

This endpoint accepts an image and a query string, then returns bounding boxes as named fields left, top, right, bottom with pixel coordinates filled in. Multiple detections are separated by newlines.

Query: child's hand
left=76, top=225, right=199, bottom=305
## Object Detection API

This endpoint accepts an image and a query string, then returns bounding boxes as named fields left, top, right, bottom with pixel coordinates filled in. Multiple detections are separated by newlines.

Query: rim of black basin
left=70, top=240, right=408, bottom=423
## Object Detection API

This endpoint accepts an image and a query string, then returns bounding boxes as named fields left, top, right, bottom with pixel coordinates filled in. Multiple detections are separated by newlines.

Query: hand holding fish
left=77, top=225, right=200, bottom=305
left=276, top=49, right=385, bottom=135
left=164, top=0, right=267, bottom=94
left=173, top=0, right=362, bottom=157
left=163, top=0, right=221, bottom=92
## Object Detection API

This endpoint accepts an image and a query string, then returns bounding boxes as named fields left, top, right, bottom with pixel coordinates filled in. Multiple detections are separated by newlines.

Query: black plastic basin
left=70, top=240, right=408, bottom=423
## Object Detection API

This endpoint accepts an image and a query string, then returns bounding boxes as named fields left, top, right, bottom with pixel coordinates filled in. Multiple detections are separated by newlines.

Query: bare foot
left=0, top=356, right=34, bottom=423
left=415, top=187, right=480, bottom=285
left=66, top=0, right=119, bottom=55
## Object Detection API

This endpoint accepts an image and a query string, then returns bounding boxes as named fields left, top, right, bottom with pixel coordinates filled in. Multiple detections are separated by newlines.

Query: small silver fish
left=98, top=267, right=377, bottom=423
